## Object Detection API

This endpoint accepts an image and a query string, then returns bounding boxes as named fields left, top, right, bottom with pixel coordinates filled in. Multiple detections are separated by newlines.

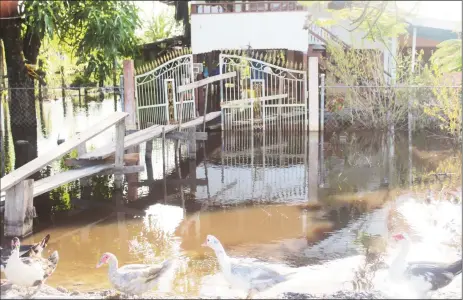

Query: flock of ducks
left=0, top=232, right=462, bottom=299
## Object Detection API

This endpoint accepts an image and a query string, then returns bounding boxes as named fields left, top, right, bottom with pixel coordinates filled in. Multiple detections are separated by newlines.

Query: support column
left=123, top=60, right=137, bottom=131
left=122, top=60, right=139, bottom=196
left=308, top=57, right=319, bottom=131
left=4, top=180, right=35, bottom=237
left=76, top=132, right=90, bottom=187
left=114, top=120, right=126, bottom=189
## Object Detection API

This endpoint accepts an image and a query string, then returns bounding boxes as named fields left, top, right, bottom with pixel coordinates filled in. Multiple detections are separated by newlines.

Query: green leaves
left=19, top=0, right=141, bottom=81
left=431, top=39, right=462, bottom=73
left=22, top=0, right=66, bottom=40
left=307, top=1, right=408, bottom=42
left=141, top=9, right=182, bottom=44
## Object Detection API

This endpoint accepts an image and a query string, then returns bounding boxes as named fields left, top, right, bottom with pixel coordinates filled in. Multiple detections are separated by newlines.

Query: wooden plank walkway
left=33, top=164, right=114, bottom=197
left=0, top=112, right=128, bottom=192
left=78, top=111, right=221, bottom=160
left=0, top=164, right=145, bottom=202
left=177, top=72, right=236, bottom=93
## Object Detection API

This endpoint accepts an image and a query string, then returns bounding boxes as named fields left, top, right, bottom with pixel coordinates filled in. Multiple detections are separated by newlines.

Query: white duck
left=202, top=234, right=294, bottom=299
left=3, top=237, right=59, bottom=296
left=389, top=233, right=462, bottom=298
left=1, top=234, right=50, bottom=271
left=96, top=252, right=173, bottom=297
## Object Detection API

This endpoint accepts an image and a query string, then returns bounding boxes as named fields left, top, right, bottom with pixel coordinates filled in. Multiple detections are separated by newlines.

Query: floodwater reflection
left=1, top=118, right=461, bottom=298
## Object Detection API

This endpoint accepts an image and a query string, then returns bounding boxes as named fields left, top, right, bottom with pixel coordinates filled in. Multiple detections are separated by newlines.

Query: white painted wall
left=191, top=12, right=308, bottom=53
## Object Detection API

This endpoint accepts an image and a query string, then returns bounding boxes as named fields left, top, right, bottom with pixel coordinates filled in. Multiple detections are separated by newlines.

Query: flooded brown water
left=1, top=98, right=462, bottom=298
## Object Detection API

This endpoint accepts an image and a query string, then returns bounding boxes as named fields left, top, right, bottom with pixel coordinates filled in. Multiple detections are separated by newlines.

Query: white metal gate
left=219, top=54, right=307, bottom=130
left=135, top=54, right=196, bottom=129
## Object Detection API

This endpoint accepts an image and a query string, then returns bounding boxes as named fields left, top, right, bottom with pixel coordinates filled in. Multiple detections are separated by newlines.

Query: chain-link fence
left=0, top=79, right=124, bottom=174
left=1, top=84, right=123, bottom=128
left=319, top=74, right=462, bottom=136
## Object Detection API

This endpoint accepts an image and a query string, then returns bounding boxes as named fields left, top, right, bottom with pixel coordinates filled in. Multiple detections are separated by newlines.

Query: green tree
left=300, top=1, right=409, bottom=43
left=0, top=1, right=141, bottom=168
left=431, top=38, right=462, bottom=73
left=142, top=9, right=182, bottom=43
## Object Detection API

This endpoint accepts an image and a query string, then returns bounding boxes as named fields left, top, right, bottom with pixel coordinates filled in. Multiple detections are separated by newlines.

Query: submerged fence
left=318, top=75, right=462, bottom=134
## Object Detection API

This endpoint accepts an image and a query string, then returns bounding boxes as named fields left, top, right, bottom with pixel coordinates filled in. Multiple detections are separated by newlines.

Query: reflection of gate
left=215, top=130, right=308, bottom=204
left=219, top=54, right=307, bottom=130
left=135, top=55, right=196, bottom=129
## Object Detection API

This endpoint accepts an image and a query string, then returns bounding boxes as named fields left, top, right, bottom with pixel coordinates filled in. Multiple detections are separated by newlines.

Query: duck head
left=201, top=234, right=228, bottom=257
left=96, top=252, right=116, bottom=268
left=392, top=233, right=410, bottom=243
left=10, top=237, right=20, bottom=251
left=201, top=235, right=220, bottom=249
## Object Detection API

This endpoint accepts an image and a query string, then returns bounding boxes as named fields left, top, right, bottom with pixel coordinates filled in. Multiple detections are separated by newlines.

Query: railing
left=191, top=1, right=306, bottom=14
left=307, top=22, right=350, bottom=49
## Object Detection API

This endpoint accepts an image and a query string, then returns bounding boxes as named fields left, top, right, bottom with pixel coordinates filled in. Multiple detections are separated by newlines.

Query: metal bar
left=320, top=74, right=325, bottom=132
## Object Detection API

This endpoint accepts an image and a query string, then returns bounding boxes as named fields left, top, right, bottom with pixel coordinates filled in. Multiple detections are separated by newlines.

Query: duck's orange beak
left=201, top=242, right=208, bottom=247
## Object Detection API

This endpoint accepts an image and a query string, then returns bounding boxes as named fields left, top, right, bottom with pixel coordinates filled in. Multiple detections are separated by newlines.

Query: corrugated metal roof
left=410, top=25, right=459, bottom=42
left=406, top=16, right=461, bottom=32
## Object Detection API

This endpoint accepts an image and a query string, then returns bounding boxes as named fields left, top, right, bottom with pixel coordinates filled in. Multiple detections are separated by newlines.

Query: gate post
left=122, top=60, right=139, bottom=198
left=123, top=60, right=137, bottom=131
left=308, top=57, right=319, bottom=131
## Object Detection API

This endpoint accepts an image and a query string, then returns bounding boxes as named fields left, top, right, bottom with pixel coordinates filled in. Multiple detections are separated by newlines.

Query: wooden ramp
left=33, top=164, right=114, bottom=197
left=78, top=111, right=221, bottom=160
left=0, top=164, right=144, bottom=203
left=0, top=112, right=128, bottom=192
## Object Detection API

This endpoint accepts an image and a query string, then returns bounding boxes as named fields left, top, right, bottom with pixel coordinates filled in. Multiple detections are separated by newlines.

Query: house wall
left=191, top=12, right=309, bottom=54
left=399, top=35, right=441, bottom=48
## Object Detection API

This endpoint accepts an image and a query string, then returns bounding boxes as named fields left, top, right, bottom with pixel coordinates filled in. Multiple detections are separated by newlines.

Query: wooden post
left=76, top=133, right=90, bottom=187
left=114, top=120, right=126, bottom=189
left=4, top=180, right=35, bottom=237
left=122, top=60, right=139, bottom=199
left=187, top=127, right=196, bottom=159
left=123, top=60, right=137, bottom=131
left=60, top=66, right=66, bottom=101
left=308, top=57, right=319, bottom=131
left=145, top=151, right=154, bottom=183
left=202, top=84, right=209, bottom=131
left=145, top=140, right=153, bottom=160
left=189, top=158, right=197, bottom=193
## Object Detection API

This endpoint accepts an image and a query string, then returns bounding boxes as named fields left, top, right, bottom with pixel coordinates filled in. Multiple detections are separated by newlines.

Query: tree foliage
left=142, top=9, right=182, bottom=44
left=418, top=62, right=462, bottom=136
left=0, top=0, right=142, bottom=167
left=17, top=0, right=141, bottom=81
left=430, top=38, right=462, bottom=73
left=323, top=41, right=424, bottom=129
left=300, top=1, right=409, bottom=42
